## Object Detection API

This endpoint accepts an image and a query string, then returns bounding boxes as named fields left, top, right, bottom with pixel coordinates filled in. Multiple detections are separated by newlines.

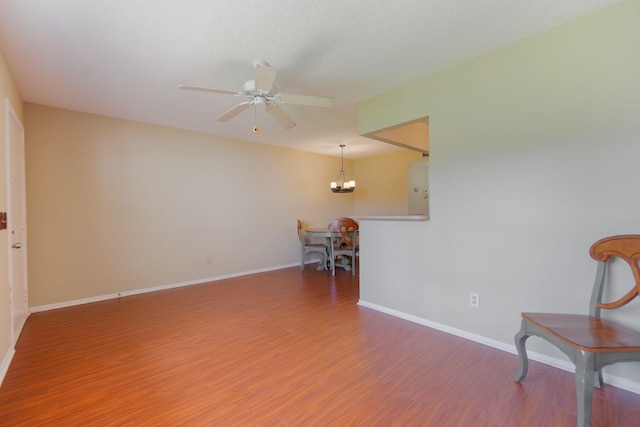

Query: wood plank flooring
left=1, top=267, right=640, bottom=426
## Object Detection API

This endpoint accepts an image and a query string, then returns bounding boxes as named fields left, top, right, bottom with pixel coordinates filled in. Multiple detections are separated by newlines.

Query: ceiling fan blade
left=265, top=103, right=296, bottom=129
left=255, top=63, right=277, bottom=93
left=179, top=85, right=241, bottom=96
left=278, top=93, right=334, bottom=108
left=216, top=102, right=251, bottom=122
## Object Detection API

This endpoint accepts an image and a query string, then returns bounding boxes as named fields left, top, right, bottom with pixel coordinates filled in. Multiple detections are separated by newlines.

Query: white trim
left=30, top=263, right=299, bottom=313
left=0, top=315, right=24, bottom=387
left=0, top=347, right=15, bottom=387
left=357, top=299, right=640, bottom=395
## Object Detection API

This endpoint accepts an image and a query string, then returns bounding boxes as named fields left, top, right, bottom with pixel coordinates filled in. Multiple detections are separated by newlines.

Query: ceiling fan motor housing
left=243, top=80, right=257, bottom=93
left=244, top=79, right=277, bottom=98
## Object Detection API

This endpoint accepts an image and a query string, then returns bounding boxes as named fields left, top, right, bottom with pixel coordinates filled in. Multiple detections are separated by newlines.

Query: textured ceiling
left=0, top=0, right=621, bottom=159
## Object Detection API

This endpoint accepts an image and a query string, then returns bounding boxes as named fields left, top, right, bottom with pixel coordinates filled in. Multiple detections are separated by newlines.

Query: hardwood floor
left=1, top=267, right=639, bottom=426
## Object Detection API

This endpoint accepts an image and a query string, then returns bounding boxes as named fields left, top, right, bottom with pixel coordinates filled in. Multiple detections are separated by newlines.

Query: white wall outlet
left=470, top=292, right=480, bottom=308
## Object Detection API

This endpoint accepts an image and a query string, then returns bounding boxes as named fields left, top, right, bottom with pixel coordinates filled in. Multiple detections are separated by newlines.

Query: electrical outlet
left=206, top=256, right=214, bottom=265
left=470, top=292, right=480, bottom=308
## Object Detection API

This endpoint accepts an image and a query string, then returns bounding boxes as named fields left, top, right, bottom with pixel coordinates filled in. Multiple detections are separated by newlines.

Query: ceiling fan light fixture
left=330, top=144, right=355, bottom=193
left=179, top=60, right=334, bottom=131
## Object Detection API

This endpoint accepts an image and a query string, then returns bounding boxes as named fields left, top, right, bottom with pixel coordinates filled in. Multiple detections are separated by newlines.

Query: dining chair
left=328, top=218, right=358, bottom=276
left=297, top=219, right=328, bottom=271
left=513, top=235, right=640, bottom=427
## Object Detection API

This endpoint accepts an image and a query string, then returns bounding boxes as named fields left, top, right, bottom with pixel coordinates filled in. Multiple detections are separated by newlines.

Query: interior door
left=6, top=98, right=28, bottom=343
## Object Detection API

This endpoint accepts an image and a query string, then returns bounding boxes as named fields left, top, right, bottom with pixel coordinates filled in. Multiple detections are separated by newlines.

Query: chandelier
left=330, top=144, right=356, bottom=193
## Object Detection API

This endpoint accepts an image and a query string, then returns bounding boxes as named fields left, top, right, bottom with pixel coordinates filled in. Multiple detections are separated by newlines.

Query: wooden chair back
left=328, top=218, right=358, bottom=276
left=328, top=218, right=358, bottom=248
left=589, top=234, right=640, bottom=316
left=296, top=219, right=305, bottom=243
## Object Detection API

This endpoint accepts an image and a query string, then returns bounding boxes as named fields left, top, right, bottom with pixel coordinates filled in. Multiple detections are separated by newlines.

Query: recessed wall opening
left=362, top=116, right=430, bottom=216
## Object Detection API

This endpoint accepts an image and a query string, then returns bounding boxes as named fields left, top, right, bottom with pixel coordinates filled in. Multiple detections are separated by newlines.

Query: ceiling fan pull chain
left=253, top=104, right=259, bottom=133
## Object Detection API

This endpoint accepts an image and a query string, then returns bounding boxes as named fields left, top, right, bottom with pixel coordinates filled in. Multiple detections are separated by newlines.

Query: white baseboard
left=357, top=299, right=640, bottom=396
left=30, top=263, right=299, bottom=313
left=1, top=310, right=30, bottom=387
left=0, top=347, right=15, bottom=388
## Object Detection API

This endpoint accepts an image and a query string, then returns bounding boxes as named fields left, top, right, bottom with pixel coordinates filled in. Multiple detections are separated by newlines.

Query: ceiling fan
left=179, top=61, right=334, bottom=130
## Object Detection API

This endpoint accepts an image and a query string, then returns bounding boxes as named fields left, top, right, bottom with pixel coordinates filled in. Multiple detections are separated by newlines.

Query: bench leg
left=513, top=321, right=530, bottom=382
left=595, top=368, right=604, bottom=390
left=575, top=353, right=595, bottom=427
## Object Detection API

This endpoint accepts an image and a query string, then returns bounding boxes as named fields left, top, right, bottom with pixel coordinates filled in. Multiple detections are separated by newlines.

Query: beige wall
left=25, top=104, right=355, bottom=307
left=353, top=149, right=424, bottom=216
left=0, top=47, right=24, bottom=379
